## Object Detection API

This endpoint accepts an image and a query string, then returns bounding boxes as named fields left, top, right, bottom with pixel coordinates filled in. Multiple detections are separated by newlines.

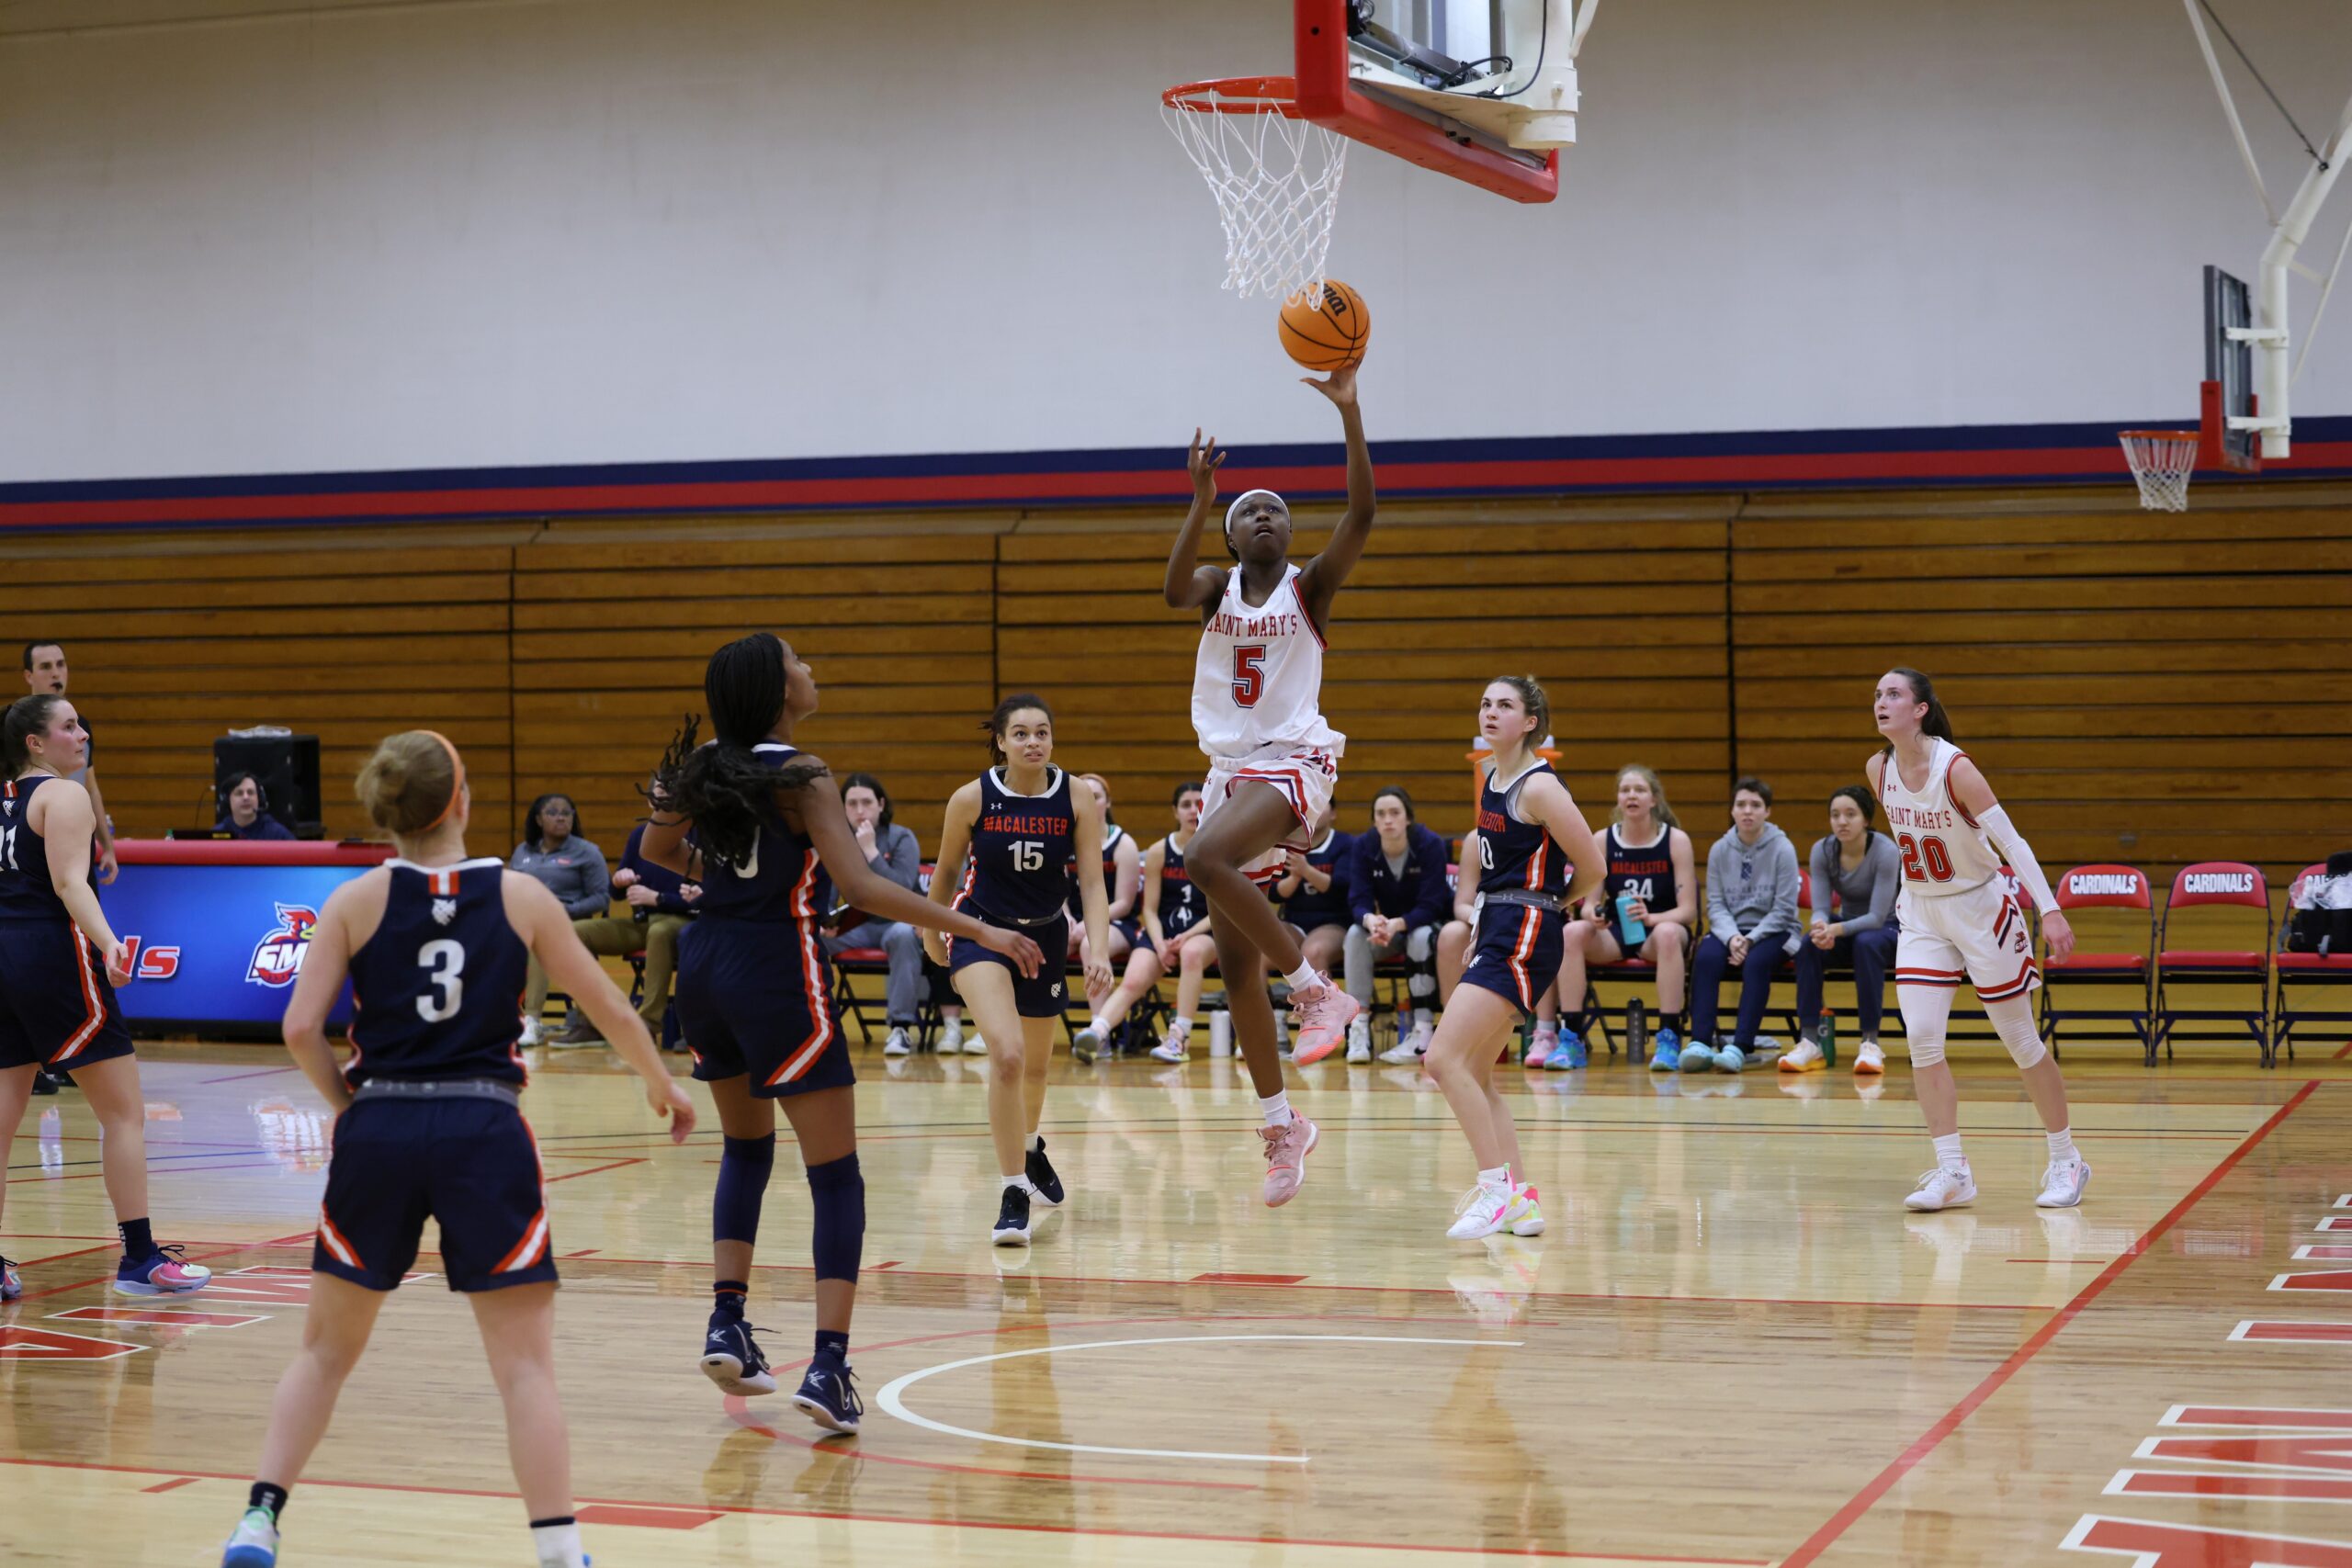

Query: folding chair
left=2154, top=862, right=2273, bottom=1065
left=2272, top=862, right=2352, bottom=1065
left=2038, top=864, right=2154, bottom=1065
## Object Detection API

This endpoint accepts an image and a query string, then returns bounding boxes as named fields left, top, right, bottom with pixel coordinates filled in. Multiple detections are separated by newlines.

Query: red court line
left=16, top=1243, right=121, bottom=1269
left=141, top=1477, right=198, bottom=1495
left=2334, top=1039, right=2352, bottom=1061
left=543, top=1158, right=647, bottom=1184
left=11, top=1240, right=260, bottom=1304
left=1775, top=1077, right=2322, bottom=1568
left=0, top=1454, right=1765, bottom=1563
left=197, top=1066, right=300, bottom=1085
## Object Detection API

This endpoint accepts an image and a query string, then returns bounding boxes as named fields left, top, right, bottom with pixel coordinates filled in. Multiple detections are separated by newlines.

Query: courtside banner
left=106, top=841, right=391, bottom=1032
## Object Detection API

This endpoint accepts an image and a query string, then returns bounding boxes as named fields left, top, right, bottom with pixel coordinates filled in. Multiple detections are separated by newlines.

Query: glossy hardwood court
left=5, top=1037, right=2349, bottom=1567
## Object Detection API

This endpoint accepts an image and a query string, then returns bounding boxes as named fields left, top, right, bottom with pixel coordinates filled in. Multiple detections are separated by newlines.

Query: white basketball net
left=1162, top=83, right=1349, bottom=302
left=2118, top=430, right=2199, bottom=512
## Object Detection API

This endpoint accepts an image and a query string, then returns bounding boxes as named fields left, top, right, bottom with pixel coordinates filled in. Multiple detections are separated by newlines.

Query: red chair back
left=2168, top=862, right=2269, bottom=911
left=2287, top=862, right=2327, bottom=908
left=2056, top=864, right=2152, bottom=912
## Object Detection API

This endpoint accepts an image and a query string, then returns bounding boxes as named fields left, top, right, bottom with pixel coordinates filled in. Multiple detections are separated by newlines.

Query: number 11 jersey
left=1192, top=564, right=1345, bottom=761
left=345, top=857, right=529, bottom=1087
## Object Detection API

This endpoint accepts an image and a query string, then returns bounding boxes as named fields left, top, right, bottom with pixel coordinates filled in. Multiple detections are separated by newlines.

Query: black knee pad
left=805, top=1151, right=864, bottom=1284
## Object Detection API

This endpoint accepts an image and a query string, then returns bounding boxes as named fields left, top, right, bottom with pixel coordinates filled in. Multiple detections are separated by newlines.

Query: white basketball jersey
left=1879, top=736, right=2002, bottom=897
left=1191, top=565, right=1345, bottom=761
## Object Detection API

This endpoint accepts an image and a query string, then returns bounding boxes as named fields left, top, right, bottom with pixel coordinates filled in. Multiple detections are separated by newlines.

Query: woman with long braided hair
left=640, top=632, right=1044, bottom=1434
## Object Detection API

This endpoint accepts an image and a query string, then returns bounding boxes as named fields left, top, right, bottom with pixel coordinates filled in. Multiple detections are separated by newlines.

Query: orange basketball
left=1277, top=279, right=1370, bottom=371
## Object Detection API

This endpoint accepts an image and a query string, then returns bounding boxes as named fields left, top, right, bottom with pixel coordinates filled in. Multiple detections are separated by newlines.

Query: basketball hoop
left=2118, top=429, right=2200, bottom=512
left=1161, top=77, right=1349, bottom=302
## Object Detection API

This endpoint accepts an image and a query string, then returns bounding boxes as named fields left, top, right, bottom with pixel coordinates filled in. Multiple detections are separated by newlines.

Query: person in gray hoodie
left=1684, top=776, right=1801, bottom=1072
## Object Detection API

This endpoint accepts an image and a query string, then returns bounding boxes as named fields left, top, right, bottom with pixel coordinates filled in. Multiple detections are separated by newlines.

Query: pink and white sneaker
left=112, top=1246, right=210, bottom=1296
left=1288, top=978, right=1362, bottom=1066
left=1260, top=1113, right=1319, bottom=1207
left=1, top=1256, right=21, bottom=1302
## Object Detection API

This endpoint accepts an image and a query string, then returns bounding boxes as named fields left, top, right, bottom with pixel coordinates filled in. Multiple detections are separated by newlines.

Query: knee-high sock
left=713, top=1134, right=775, bottom=1245
left=806, top=1151, right=864, bottom=1284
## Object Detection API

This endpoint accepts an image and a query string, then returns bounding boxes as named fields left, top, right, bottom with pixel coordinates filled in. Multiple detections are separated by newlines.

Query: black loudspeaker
left=213, top=735, right=320, bottom=832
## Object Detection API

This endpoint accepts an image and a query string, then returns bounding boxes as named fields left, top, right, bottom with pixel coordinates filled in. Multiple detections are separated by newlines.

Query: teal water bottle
left=1615, top=891, right=1645, bottom=948
left=1817, top=1009, right=1837, bottom=1069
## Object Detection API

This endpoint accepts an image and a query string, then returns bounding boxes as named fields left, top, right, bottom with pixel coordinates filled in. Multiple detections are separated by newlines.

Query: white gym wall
left=0, top=0, right=2345, bottom=482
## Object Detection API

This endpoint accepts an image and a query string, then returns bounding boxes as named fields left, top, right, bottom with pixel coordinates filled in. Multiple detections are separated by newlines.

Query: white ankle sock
left=1283, top=962, right=1320, bottom=994
left=1931, top=1133, right=1967, bottom=1172
left=532, top=1521, right=586, bottom=1568
left=1170, top=1016, right=1192, bottom=1038
left=2046, top=1126, right=2078, bottom=1164
left=1478, top=1163, right=1510, bottom=1189
left=1087, top=1016, right=1108, bottom=1036
left=1259, top=1090, right=1295, bottom=1128
left=1413, top=1007, right=1433, bottom=1030
left=1025, top=1132, right=1041, bottom=1152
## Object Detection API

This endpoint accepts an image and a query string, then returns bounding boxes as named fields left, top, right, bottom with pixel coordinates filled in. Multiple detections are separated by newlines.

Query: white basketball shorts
left=1200, top=742, right=1340, bottom=888
left=1894, top=875, right=2040, bottom=1004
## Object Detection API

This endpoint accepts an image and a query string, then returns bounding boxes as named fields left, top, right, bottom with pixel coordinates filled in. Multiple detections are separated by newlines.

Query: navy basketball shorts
left=313, top=1095, right=555, bottom=1293
left=676, top=919, right=853, bottom=1099
left=950, top=911, right=1071, bottom=1019
left=1459, top=902, right=1567, bottom=1018
left=0, top=921, right=136, bottom=1074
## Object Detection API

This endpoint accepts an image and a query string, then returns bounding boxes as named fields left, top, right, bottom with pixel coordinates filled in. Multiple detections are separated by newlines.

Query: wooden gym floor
left=3, top=1036, right=2349, bottom=1567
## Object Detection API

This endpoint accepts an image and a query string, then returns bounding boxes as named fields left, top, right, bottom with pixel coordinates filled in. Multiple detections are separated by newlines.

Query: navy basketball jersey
left=1156, top=834, right=1205, bottom=936
left=955, top=766, right=1075, bottom=926
left=1067, top=821, right=1128, bottom=912
left=694, top=743, right=824, bottom=925
left=1282, top=828, right=1352, bottom=929
left=1475, top=761, right=1568, bottom=898
left=345, top=858, right=531, bottom=1087
left=1601, top=823, right=1679, bottom=912
left=0, top=776, right=71, bottom=923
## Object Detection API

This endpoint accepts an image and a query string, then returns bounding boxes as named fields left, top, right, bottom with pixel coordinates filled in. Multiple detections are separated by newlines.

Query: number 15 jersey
left=1192, top=564, right=1345, bottom=761
left=953, top=766, right=1077, bottom=926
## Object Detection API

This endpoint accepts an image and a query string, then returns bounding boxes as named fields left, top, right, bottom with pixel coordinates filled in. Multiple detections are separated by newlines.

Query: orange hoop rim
left=1162, top=76, right=1304, bottom=117
left=2117, top=430, right=2199, bottom=443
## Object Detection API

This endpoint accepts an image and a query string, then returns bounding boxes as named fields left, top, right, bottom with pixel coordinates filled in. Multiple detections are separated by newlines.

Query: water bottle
left=1816, top=1009, right=1837, bottom=1069
left=1626, top=997, right=1648, bottom=1065
left=1209, top=1010, right=1234, bottom=1057
left=1615, top=891, right=1646, bottom=948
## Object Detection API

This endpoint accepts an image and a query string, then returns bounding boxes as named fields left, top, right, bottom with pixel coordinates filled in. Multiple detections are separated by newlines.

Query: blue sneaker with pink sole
left=113, top=1245, right=211, bottom=1296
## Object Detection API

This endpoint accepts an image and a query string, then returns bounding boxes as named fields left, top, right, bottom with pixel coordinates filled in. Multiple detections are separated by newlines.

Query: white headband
left=1224, top=490, right=1286, bottom=543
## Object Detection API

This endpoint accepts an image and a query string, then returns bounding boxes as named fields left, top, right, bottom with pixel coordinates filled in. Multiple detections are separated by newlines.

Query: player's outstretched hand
left=2041, top=910, right=2076, bottom=965
left=648, top=1075, right=698, bottom=1144
left=1301, top=360, right=1359, bottom=409
left=104, top=939, right=134, bottom=987
left=1188, top=427, right=1227, bottom=500
left=979, top=923, right=1045, bottom=978
left=1083, top=952, right=1114, bottom=1001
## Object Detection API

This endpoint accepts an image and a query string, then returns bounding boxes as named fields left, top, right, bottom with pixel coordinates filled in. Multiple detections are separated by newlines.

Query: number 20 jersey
left=345, top=857, right=529, bottom=1088
left=1878, top=736, right=2003, bottom=898
left=1191, top=564, right=1345, bottom=762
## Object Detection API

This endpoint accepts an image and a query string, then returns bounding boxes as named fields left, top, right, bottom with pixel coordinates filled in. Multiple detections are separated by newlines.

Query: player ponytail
left=356, top=730, right=461, bottom=835
left=2, top=694, right=65, bottom=776
left=1612, top=763, right=1679, bottom=830
left=653, top=632, right=827, bottom=869
left=1881, top=666, right=1957, bottom=757
left=983, top=694, right=1054, bottom=766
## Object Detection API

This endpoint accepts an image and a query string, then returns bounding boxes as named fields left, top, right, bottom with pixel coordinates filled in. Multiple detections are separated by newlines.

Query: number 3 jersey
left=953, top=766, right=1077, bottom=926
left=345, top=857, right=529, bottom=1088
left=1879, top=736, right=2004, bottom=898
left=1192, top=564, right=1345, bottom=762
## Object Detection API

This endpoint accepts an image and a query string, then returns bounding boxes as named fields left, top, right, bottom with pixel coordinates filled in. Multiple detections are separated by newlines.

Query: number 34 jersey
left=345, top=857, right=530, bottom=1088
left=1192, top=564, right=1345, bottom=762
left=953, top=766, right=1078, bottom=926
left=1879, top=736, right=2004, bottom=898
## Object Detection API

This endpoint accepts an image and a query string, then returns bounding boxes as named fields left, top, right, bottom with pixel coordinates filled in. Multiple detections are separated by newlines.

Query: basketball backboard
left=1294, top=0, right=1593, bottom=203
left=2201, top=265, right=2260, bottom=473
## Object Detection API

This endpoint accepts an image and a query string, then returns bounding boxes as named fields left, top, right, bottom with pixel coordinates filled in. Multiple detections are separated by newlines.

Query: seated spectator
left=1079, top=783, right=1211, bottom=1062
left=1278, top=806, right=1354, bottom=1052
left=213, top=772, right=294, bottom=841
left=818, top=773, right=929, bottom=1057
left=1684, top=777, right=1800, bottom=1074
left=1556, top=763, right=1697, bottom=1071
left=513, top=794, right=611, bottom=1048
left=554, top=807, right=702, bottom=1049
left=1069, top=773, right=1143, bottom=966
left=1780, top=785, right=1900, bottom=1075
left=1344, top=787, right=1452, bottom=1064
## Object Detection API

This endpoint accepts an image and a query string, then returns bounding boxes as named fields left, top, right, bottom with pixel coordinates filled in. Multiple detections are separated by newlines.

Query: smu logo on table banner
left=247, top=905, right=321, bottom=988
left=115, top=938, right=181, bottom=981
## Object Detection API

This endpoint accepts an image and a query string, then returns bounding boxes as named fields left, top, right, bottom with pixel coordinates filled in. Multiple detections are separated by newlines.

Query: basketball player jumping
left=1165, top=362, right=1374, bottom=1207
left=1868, top=667, right=2090, bottom=1213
